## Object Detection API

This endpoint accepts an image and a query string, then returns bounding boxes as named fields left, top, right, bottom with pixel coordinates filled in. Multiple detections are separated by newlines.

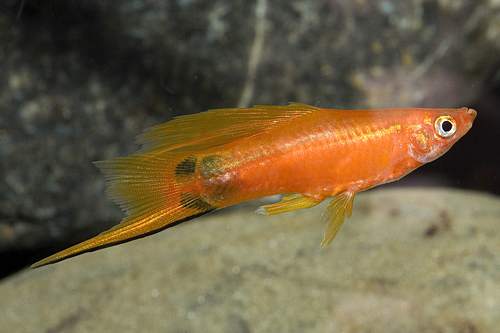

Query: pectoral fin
left=321, top=191, right=355, bottom=247
left=255, top=193, right=323, bottom=215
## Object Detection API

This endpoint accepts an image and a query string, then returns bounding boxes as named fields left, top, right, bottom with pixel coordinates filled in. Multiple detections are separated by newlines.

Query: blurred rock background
left=0, top=0, right=499, bottom=278
left=2, top=189, right=499, bottom=332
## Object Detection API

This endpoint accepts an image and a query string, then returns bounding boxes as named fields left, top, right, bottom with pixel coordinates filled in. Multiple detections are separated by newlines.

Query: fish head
left=407, top=107, right=476, bottom=164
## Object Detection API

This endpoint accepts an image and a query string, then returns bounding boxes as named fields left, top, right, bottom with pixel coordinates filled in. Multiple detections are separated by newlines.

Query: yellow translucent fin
left=32, top=152, right=215, bottom=268
left=321, top=191, right=355, bottom=247
left=136, top=103, right=319, bottom=154
left=255, top=193, right=323, bottom=215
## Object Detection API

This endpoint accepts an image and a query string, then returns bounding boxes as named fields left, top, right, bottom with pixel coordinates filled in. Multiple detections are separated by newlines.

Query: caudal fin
left=31, top=152, right=216, bottom=268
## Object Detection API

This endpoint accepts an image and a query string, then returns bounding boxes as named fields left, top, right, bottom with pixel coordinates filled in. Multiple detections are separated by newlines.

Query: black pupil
left=441, top=120, right=452, bottom=132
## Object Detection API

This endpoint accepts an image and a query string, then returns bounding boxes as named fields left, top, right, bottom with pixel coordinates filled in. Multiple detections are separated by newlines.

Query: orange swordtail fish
left=32, top=103, right=476, bottom=268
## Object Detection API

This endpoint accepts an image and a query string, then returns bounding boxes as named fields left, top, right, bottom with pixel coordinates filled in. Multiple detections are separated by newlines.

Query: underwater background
left=1, top=0, right=499, bottom=331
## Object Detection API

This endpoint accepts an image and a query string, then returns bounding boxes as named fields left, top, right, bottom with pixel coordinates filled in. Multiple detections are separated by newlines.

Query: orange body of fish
left=32, top=103, right=476, bottom=268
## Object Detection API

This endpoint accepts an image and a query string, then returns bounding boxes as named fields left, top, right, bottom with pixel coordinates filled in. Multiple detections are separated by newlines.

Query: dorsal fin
left=136, top=103, right=319, bottom=154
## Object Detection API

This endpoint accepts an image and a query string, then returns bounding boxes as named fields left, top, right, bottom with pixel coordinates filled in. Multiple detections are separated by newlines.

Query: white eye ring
left=435, top=115, right=457, bottom=138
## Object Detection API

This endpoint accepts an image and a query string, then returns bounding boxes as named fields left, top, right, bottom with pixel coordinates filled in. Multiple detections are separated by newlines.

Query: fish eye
left=435, top=115, right=457, bottom=138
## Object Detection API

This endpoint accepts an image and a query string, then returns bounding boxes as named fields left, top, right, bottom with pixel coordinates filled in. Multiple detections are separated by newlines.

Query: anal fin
left=255, top=193, right=323, bottom=215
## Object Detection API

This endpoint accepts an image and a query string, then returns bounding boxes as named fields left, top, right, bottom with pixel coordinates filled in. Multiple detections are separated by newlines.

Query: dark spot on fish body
left=199, top=154, right=240, bottom=203
left=180, top=192, right=216, bottom=211
left=175, top=155, right=197, bottom=179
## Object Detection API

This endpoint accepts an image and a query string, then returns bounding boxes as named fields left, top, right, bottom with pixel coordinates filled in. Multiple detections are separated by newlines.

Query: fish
left=31, top=103, right=476, bottom=268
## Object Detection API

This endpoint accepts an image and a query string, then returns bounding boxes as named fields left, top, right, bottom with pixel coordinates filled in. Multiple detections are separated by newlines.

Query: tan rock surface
left=1, top=188, right=499, bottom=332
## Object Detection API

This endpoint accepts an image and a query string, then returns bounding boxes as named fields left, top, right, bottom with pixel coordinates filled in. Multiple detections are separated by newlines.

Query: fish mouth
left=467, top=108, right=477, bottom=119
